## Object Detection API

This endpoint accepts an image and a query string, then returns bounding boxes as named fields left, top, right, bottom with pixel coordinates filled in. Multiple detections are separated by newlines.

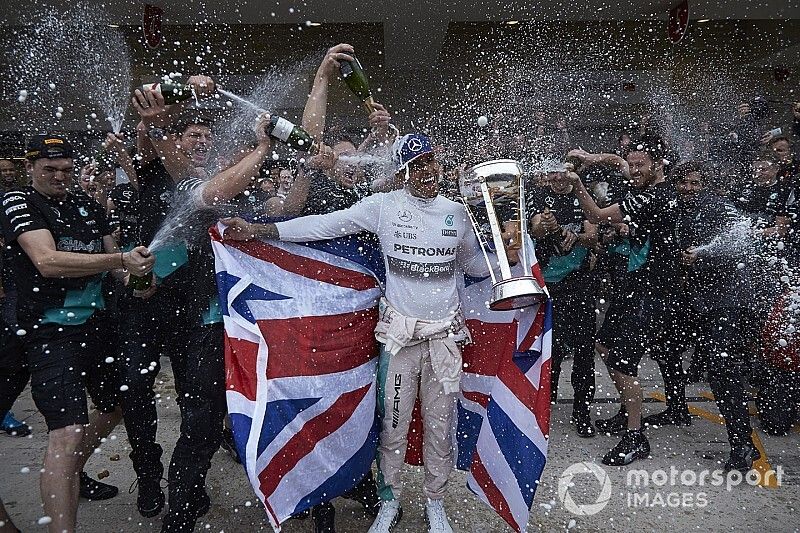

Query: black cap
left=25, top=134, right=74, bottom=161
left=170, top=109, right=214, bottom=134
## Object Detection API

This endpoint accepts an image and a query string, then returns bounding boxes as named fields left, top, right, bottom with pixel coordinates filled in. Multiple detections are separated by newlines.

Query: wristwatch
left=147, top=127, right=167, bottom=140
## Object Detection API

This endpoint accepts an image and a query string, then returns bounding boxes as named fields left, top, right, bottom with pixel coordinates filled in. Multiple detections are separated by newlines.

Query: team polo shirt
left=618, top=181, right=680, bottom=291
left=1, top=186, right=112, bottom=325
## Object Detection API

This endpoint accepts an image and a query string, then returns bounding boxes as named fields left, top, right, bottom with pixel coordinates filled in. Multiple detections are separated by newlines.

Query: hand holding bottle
left=541, top=208, right=560, bottom=235
left=318, top=43, right=355, bottom=79
left=186, top=75, right=216, bottom=98
left=368, top=102, right=392, bottom=142
left=255, top=112, right=272, bottom=144
left=123, top=246, right=155, bottom=275
left=132, top=87, right=168, bottom=125
left=307, top=144, right=337, bottom=171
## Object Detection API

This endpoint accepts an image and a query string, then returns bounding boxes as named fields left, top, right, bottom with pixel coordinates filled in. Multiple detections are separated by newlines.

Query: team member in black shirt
left=131, top=83, right=323, bottom=532
left=733, top=150, right=792, bottom=237
left=567, top=138, right=680, bottom=466
left=672, top=162, right=770, bottom=471
left=123, top=77, right=229, bottom=529
left=528, top=161, right=598, bottom=437
left=0, top=135, right=153, bottom=533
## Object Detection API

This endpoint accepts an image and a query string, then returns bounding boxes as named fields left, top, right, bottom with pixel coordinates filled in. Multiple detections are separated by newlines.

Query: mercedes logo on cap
left=407, top=138, right=423, bottom=152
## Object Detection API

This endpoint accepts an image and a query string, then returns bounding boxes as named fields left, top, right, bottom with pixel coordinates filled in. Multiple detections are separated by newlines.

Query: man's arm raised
left=132, top=75, right=216, bottom=183
left=197, top=114, right=273, bottom=205
left=302, top=44, right=355, bottom=139
left=566, top=171, right=626, bottom=225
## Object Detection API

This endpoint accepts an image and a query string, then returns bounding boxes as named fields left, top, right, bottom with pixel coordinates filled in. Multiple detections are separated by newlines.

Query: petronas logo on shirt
left=78, top=207, right=89, bottom=217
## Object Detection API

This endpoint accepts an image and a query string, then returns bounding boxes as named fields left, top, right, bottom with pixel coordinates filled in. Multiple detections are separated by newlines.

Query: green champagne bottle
left=141, top=80, right=197, bottom=105
left=266, top=116, right=318, bottom=154
left=339, top=56, right=375, bottom=113
left=125, top=245, right=153, bottom=292
left=129, top=272, right=152, bottom=291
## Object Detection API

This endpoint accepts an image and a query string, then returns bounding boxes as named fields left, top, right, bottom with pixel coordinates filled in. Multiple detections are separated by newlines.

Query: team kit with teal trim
left=527, top=184, right=597, bottom=426
left=596, top=181, right=681, bottom=377
left=1, top=185, right=120, bottom=430
left=114, top=158, right=226, bottom=522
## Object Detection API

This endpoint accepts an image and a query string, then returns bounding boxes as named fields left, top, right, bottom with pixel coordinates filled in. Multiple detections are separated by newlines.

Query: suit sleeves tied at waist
left=374, top=298, right=471, bottom=395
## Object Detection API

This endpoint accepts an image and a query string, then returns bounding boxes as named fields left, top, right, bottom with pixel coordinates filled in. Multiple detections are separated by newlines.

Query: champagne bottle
left=141, top=79, right=200, bottom=105
left=339, top=56, right=375, bottom=113
left=266, top=116, right=318, bottom=154
left=129, top=272, right=152, bottom=291
left=124, top=245, right=153, bottom=292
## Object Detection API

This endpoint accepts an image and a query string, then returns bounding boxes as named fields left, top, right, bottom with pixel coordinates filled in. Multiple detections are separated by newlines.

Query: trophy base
left=490, top=277, right=547, bottom=311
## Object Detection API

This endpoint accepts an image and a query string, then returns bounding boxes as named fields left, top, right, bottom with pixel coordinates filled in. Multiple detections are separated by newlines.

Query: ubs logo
left=394, top=231, right=417, bottom=240
left=398, top=210, right=413, bottom=222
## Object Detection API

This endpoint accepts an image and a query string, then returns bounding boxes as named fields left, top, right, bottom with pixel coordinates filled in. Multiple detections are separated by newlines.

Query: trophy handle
left=479, top=179, right=513, bottom=280
left=459, top=197, right=498, bottom=284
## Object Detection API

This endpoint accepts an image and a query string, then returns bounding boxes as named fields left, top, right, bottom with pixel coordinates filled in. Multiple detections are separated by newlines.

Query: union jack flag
left=211, top=225, right=384, bottom=529
left=211, top=225, right=551, bottom=532
left=455, top=271, right=552, bottom=533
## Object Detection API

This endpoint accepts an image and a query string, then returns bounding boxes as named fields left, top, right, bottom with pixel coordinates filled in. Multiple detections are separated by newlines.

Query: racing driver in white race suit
left=222, top=133, right=518, bottom=533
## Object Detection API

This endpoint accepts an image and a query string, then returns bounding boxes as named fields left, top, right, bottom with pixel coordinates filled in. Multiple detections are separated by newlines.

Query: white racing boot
left=425, top=498, right=453, bottom=533
left=367, top=500, right=403, bottom=533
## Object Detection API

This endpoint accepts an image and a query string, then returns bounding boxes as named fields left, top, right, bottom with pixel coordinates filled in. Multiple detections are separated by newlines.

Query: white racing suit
left=374, top=297, right=470, bottom=501
left=274, top=188, right=492, bottom=501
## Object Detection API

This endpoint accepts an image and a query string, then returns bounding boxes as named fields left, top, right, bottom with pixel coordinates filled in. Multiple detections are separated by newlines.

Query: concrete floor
left=1, top=355, right=798, bottom=532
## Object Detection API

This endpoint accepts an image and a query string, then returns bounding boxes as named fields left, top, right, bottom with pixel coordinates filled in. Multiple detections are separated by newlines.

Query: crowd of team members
left=0, top=40, right=799, bottom=533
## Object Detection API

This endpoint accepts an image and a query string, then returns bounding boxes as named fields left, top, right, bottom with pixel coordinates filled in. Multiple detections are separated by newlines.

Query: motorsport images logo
left=557, top=462, right=612, bottom=516
left=558, top=461, right=784, bottom=515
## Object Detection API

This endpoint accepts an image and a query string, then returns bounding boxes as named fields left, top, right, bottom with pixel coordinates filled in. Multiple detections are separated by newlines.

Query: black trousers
left=550, top=287, right=596, bottom=412
left=683, top=308, right=755, bottom=447
left=118, top=291, right=226, bottom=516
left=0, top=312, right=28, bottom=418
left=648, top=303, right=692, bottom=414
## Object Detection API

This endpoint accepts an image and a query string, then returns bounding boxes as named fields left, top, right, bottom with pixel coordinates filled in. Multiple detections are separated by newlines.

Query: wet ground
left=1, top=355, right=798, bottom=532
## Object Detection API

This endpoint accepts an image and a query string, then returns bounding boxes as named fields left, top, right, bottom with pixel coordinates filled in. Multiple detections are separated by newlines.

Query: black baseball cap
left=170, top=109, right=214, bottom=134
left=25, top=134, right=74, bottom=161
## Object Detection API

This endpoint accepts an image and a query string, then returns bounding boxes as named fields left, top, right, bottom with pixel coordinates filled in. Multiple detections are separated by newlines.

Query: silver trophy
left=458, top=159, right=548, bottom=311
